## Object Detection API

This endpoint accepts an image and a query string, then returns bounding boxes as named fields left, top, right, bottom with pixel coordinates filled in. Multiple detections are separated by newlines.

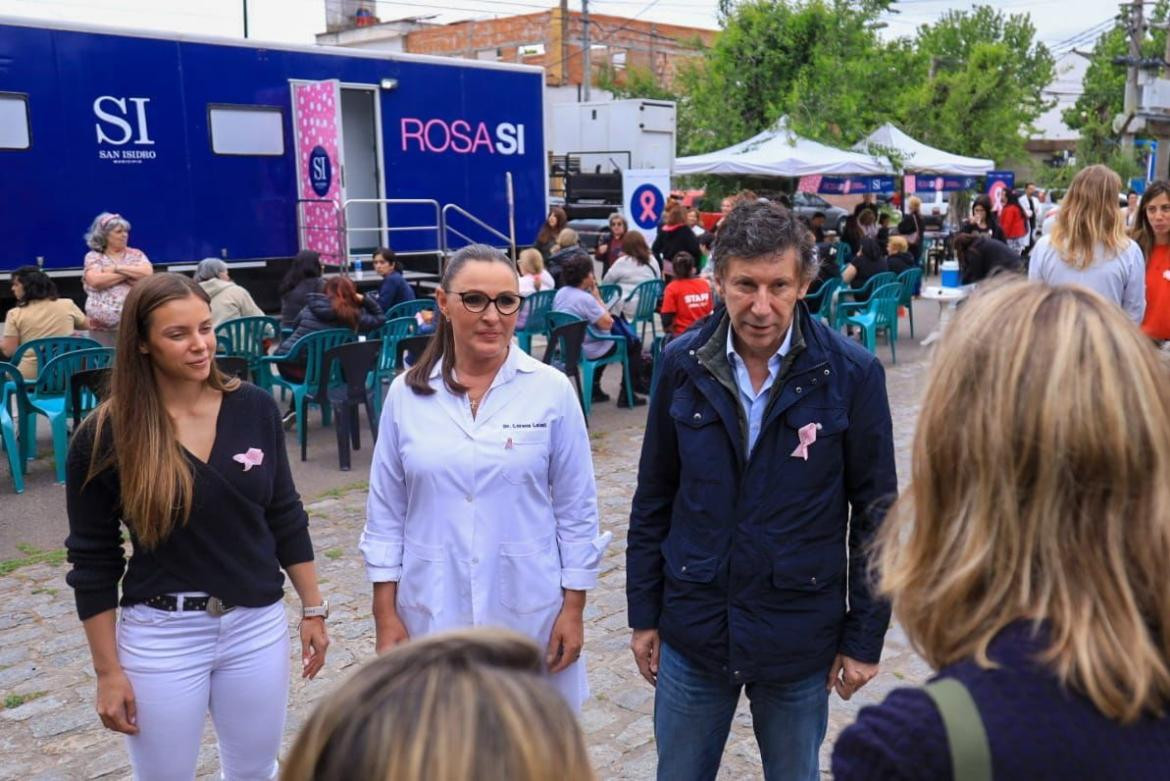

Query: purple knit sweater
left=832, top=621, right=1170, bottom=780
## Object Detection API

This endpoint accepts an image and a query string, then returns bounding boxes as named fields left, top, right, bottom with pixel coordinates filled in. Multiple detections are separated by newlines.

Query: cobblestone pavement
left=0, top=338, right=929, bottom=780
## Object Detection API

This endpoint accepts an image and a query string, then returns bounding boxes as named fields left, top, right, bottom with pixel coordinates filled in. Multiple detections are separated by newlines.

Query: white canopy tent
left=854, top=123, right=993, bottom=176
left=674, top=117, right=894, bottom=177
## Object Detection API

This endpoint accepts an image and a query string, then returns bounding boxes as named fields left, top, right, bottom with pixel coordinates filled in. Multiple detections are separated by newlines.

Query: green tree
left=897, top=6, right=1056, bottom=165
left=675, top=0, right=898, bottom=155
left=1062, top=2, right=1170, bottom=181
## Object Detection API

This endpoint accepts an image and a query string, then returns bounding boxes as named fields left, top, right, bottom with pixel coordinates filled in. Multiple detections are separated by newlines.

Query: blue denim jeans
left=653, top=642, right=829, bottom=781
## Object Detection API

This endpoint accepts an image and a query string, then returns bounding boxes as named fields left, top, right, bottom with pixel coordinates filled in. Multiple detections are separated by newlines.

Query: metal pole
left=506, top=172, right=517, bottom=262
left=1123, top=0, right=1143, bottom=157
left=582, top=0, right=591, bottom=101
left=242, top=0, right=249, bottom=38
left=1156, top=25, right=1170, bottom=181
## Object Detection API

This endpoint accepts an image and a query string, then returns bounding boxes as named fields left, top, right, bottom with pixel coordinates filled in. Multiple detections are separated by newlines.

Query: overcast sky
left=0, top=0, right=1119, bottom=54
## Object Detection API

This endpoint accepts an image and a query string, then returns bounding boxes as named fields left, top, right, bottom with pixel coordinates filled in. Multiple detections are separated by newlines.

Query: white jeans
left=117, top=597, right=290, bottom=781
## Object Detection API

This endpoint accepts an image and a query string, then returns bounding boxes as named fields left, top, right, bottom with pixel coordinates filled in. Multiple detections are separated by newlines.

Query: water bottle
left=353, top=258, right=364, bottom=281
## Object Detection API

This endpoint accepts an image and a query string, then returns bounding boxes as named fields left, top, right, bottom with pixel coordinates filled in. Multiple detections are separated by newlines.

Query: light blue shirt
left=726, top=322, right=794, bottom=456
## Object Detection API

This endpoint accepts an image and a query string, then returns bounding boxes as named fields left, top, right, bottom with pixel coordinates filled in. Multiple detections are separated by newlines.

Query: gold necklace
left=468, top=393, right=485, bottom=415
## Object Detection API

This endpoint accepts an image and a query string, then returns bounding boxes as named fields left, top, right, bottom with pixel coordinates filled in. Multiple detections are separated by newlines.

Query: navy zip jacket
left=627, top=303, right=896, bottom=684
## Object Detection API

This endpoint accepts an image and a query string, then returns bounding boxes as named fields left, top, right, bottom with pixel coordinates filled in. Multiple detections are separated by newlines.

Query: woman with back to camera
left=278, top=250, right=325, bottom=329
left=651, top=203, right=702, bottom=278
left=64, top=273, right=329, bottom=781
left=282, top=629, right=595, bottom=781
left=361, top=244, right=610, bottom=712
left=998, top=190, right=1030, bottom=253
left=2, top=265, right=88, bottom=380
left=602, top=230, right=661, bottom=321
left=1130, top=179, right=1170, bottom=343
left=833, top=277, right=1170, bottom=779
left=82, top=212, right=153, bottom=346
left=1028, top=164, right=1145, bottom=324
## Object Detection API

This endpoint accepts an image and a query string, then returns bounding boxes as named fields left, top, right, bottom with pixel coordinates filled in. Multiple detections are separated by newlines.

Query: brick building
left=317, top=5, right=717, bottom=101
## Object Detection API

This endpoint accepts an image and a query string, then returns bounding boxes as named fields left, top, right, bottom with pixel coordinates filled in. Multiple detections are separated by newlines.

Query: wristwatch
left=302, top=601, right=329, bottom=619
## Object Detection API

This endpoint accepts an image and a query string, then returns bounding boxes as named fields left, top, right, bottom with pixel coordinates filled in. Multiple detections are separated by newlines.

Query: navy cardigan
left=833, top=621, right=1170, bottom=779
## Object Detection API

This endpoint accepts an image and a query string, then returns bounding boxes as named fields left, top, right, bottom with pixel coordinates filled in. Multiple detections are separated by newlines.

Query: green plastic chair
left=834, top=272, right=897, bottom=330
left=0, top=362, right=26, bottom=493
left=386, top=299, right=435, bottom=321
left=215, top=316, right=280, bottom=389
left=23, top=347, right=115, bottom=483
left=546, top=310, right=633, bottom=419
left=843, top=283, right=902, bottom=363
left=835, top=242, right=854, bottom=269
left=367, top=317, right=418, bottom=416
left=803, top=278, right=841, bottom=324
left=261, top=329, right=357, bottom=460
left=11, top=336, right=102, bottom=386
left=626, top=279, right=666, bottom=342
left=895, top=267, right=924, bottom=338
left=598, top=284, right=622, bottom=309
left=516, top=289, right=557, bottom=355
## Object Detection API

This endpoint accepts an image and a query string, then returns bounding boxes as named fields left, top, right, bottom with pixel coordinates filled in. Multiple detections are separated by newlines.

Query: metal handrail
left=341, top=198, right=443, bottom=276
left=441, top=203, right=515, bottom=263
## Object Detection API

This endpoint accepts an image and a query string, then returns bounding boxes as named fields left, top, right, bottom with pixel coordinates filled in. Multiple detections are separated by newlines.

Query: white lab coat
left=361, top=346, right=611, bottom=711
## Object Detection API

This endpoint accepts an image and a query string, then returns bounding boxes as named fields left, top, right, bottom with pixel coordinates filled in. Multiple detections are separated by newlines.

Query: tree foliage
left=655, top=1, right=1056, bottom=174
left=1062, top=2, right=1170, bottom=181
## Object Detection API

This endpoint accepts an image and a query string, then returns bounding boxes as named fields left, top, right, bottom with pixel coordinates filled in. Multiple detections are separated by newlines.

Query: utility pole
left=1159, top=21, right=1170, bottom=180
left=1122, top=0, right=1143, bottom=157
left=582, top=0, right=591, bottom=101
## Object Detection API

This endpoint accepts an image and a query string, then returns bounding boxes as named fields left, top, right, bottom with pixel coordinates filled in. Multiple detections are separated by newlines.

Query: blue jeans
left=653, top=642, right=828, bottom=781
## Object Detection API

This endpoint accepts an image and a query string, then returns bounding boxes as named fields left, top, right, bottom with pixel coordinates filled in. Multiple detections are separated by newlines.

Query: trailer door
left=290, top=79, right=346, bottom=266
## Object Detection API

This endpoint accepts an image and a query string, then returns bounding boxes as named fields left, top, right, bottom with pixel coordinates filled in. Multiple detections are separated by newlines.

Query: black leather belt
left=142, top=595, right=235, bottom=615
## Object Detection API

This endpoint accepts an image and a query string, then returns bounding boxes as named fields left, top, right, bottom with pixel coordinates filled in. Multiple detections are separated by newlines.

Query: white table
left=918, top=285, right=970, bottom=346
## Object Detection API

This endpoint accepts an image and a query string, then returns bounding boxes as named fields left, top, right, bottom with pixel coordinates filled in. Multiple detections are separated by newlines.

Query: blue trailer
left=0, top=17, right=547, bottom=308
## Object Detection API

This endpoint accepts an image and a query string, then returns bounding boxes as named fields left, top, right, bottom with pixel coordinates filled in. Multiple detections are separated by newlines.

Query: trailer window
left=0, top=93, right=31, bottom=151
left=208, top=105, right=284, bottom=156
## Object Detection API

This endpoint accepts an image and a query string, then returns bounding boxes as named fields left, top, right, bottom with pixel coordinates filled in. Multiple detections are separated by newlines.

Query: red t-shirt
left=661, top=278, right=714, bottom=335
left=1142, top=244, right=1170, bottom=340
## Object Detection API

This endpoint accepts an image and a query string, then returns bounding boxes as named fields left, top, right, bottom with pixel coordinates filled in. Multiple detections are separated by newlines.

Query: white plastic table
left=919, top=285, right=970, bottom=346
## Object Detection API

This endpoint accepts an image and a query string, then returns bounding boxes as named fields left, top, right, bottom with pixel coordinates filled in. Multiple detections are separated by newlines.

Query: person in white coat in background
left=360, top=243, right=611, bottom=712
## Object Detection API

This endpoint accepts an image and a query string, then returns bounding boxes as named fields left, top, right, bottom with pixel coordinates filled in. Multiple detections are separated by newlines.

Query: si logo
left=309, top=146, right=332, bottom=197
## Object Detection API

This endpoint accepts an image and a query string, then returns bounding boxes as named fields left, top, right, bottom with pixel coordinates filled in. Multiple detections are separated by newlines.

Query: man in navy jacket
left=627, top=200, right=896, bottom=781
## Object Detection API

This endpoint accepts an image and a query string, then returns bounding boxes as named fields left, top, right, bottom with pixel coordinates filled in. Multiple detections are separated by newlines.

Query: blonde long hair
left=1050, top=164, right=1130, bottom=269
left=86, top=274, right=238, bottom=549
left=876, top=277, right=1170, bottom=723
left=281, top=629, right=595, bottom=781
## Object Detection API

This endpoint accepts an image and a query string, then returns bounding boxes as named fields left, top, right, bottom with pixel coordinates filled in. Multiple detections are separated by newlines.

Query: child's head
left=672, top=252, right=696, bottom=279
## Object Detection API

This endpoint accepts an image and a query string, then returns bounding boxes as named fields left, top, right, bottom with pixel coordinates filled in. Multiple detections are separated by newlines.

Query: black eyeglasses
left=453, top=290, right=523, bottom=315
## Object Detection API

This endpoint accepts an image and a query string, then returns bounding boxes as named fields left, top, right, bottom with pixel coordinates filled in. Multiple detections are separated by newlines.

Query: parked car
left=790, top=191, right=849, bottom=234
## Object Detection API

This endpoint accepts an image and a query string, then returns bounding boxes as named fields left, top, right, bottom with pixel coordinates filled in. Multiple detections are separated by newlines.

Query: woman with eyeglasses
left=596, top=213, right=628, bottom=273
left=361, top=244, right=611, bottom=713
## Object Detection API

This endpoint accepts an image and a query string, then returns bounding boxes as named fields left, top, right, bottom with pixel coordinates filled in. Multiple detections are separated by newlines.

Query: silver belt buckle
left=206, top=597, right=228, bottom=617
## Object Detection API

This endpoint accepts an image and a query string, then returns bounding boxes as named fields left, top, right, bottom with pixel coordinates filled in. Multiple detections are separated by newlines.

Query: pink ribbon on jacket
left=790, top=423, right=820, bottom=460
left=233, top=448, right=265, bottom=472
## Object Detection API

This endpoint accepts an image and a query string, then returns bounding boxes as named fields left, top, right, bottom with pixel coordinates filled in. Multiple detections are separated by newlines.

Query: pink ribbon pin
left=791, top=423, right=820, bottom=460
left=232, top=448, right=265, bottom=472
